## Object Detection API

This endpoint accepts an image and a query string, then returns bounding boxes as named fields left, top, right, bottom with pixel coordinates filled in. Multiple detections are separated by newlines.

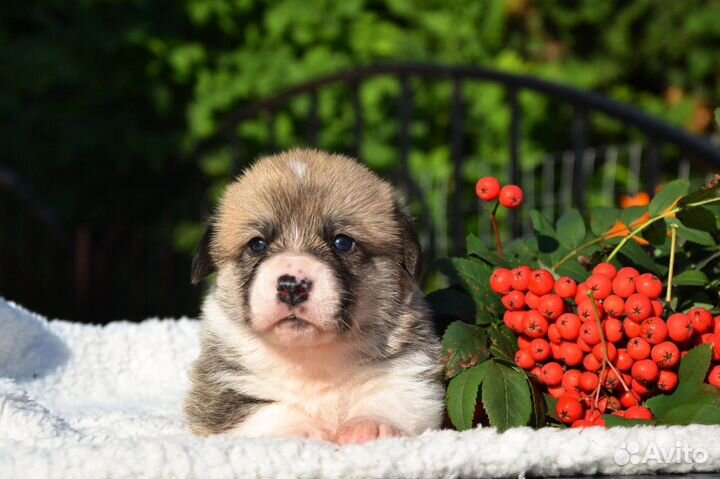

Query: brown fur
left=185, top=149, right=442, bottom=438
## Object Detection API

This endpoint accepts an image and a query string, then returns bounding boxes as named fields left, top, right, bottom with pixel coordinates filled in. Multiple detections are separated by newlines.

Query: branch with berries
left=434, top=175, right=720, bottom=431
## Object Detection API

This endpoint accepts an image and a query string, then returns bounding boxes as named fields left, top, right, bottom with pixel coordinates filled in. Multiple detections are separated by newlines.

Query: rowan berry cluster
left=475, top=177, right=524, bottom=209
left=490, top=263, right=720, bottom=428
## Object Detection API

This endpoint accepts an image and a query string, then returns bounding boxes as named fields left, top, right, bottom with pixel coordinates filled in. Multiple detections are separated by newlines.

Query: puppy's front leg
left=232, top=403, right=332, bottom=441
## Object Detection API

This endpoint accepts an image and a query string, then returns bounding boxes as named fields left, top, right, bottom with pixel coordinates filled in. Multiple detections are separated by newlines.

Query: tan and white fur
left=185, top=149, right=444, bottom=444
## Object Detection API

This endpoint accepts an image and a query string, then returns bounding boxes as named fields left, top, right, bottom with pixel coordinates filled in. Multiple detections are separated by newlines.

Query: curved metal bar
left=195, top=63, right=720, bottom=166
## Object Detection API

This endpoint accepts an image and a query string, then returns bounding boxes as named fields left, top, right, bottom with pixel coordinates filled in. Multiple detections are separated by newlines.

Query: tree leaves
left=678, top=344, right=712, bottom=384
left=590, top=207, right=620, bottom=236
left=556, top=209, right=586, bottom=249
left=672, top=270, right=709, bottom=286
left=481, top=361, right=532, bottom=432
left=648, top=179, right=689, bottom=216
left=442, top=321, right=489, bottom=379
left=446, top=362, right=490, bottom=431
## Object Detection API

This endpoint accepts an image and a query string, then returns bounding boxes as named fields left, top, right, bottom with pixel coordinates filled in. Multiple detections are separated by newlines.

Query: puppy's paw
left=336, top=417, right=407, bottom=445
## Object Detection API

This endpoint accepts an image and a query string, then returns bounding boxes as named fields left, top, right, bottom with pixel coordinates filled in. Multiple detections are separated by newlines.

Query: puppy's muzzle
left=276, top=274, right=312, bottom=306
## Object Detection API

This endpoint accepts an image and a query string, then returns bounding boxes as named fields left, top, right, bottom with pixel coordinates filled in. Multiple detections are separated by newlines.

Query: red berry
left=620, top=391, right=641, bottom=408
left=593, top=342, right=617, bottom=362
left=537, top=294, right=565, bottom=320
left=616, top=267, right=640, bottom=278
left=556, top=397, right=584, bottom=424
left=528, top=269, right=554, bottom=295
left=592, top=263, right=617, bottom=279
left=504, top=311, right=525, bottom=333
left=657, top=370, right=678, bottom=392
left=632, top=359, right=659, bottom=384
left=547, top=386, right=565, bottom=399
left=578, top=372, right=599, bottom=392
left=510, top=266, right=532, bottom=291
left=498, top=184, right=524, bottom=208
left=651, top=341, right=680, bottom=368
left=603, top=317, right=624, bottom=343
left=667, top=313, right=694, bottom=343
left=576, top=299, right=603, bottom=323
left=560, top=342, right=584, bottom=366
left=603, top=295, right=625, bottom=318
left=501, top=290, right=526, bottom=311
left=540, top=362, right=564, bottom=386
left=584, top=274, right=613, bottom=300
left=583, top=353, right=602, bottom=372
left=529, top=338, right=552, bottom=362
left=623, top=317, right=642, bottom=338
left=579, top=321, right=601, bottom=345
left=550, top=342, right=563, bottom=360
left=700, top=333, right=720, bottom=361
left=525, top=291, right=540, bottom=309
left=631, top=378, right=651, bottom=397
left=562, top=369, right=582, bottom=391
left=611, top=275, right=636, bottom=298
left=651, top=300, right=664, bottom=317
left=523, top=310, right=549, bottom=338
left=624, top=406, right=653, bottom=420
left=571, top=419, right=596, bottom=428
left=688, top=307, right=714, bottom=334
left=554, top=276, right=578, bottom=299
left=708, top=365, right=720, bottom=388
left=490, top=268, right=513, bottom=294
left=556, top=313, right=581, bottom=341
left=574, top=284, right=590, bottom=305
left=625, top=294, right=653, bottom=323
left=515, top=349, right=535, bottom=370
left=640, top=317, right=668, bottom=345
left=635, top=273, right=663, bottom=299
left=603, top=369, right=623, bottom=390
left=547, top=323, right=562, bottom=344
left=517, top=335, right=531, bottom=351
left=627, top=337, right=651, bottom=360
left=615, top=349, right=634, bottom=371
left=475, top=176, right=501, bottom=201
left=576, top=336, right=592, bottom=353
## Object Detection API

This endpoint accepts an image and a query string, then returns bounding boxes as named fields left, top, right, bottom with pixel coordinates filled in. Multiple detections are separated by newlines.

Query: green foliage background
left=1, top=0, right=719, bottom=321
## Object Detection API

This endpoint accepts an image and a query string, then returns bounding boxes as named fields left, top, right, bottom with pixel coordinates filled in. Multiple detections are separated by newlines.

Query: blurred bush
left=1, top=0, right=719, bottom=321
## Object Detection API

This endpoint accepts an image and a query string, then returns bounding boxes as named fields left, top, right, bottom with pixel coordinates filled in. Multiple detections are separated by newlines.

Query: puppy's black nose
left=276, top=274, right=312, bottom=306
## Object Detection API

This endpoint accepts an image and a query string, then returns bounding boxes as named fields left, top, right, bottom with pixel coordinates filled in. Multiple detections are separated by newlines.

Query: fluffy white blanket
left=1, top=297, right=719, bottom=479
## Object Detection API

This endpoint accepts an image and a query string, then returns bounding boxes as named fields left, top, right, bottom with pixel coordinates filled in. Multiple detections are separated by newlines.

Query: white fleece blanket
left=1, top=297, right=719, bottom=479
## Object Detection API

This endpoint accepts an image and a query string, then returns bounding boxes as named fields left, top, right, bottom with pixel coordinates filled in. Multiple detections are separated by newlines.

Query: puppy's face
left=192, top=150, right=420, bottom=350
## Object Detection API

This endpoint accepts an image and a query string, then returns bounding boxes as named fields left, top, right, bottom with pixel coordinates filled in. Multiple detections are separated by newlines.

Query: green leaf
left=529, top=379, right=548, bottom=428
left=617, top=239, right=662, bottom=275
left=554, top=258, right=589, bottom=282
left=678, top=180, right=720, bottom=207
left=676, top=206, right=718, bottom=233
left=603, top=414, right=656, bottom=427
left=590, top=207, right=620, bottom=236
left=556, top=209, right=586, bottom=249
left=466, top=233, right=488, bottom=256
left=641, top=219, right=667, bottom=245
left=449, top=257, right=504, bottom=318
left=529, top=209, right=555, bottom=236
left=426, top=287, right=476, bottom=324
left=442, top=321, right=489, bottom=379
left=660, top=404, right=720, bottom=425
left=716, top=108, right=720, bottom=127
left=488, top=324, right=518, bottom=361
left=678, top=344, right=712, bottom=384
left=481, top=361, right=532, bottom=431
left=672, top=270, right=709, bottom=287
left=668, top=220, right=716, bottom=246
left=446, top=362, right=490, bottom=431
left=544, top=393, right=560, bottom=422
left=649, top=179, right=689, bottom=216
left=621, top=206, right=648, bottom=226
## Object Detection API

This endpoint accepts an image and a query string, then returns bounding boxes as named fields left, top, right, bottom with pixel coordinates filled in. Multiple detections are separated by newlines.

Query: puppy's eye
left=332, top=234, right=354, bottom=254
left=248, top=237, right=268, bottom=253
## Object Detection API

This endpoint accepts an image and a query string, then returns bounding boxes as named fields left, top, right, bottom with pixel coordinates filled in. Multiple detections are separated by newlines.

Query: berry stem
left=489, top=201, right=503, bottom=259
left=587, top=290, right=630, bottom=408
left=666, top=224, right=679, bottom=303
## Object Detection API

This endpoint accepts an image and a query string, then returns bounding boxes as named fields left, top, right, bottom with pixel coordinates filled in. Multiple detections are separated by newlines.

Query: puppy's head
left=192, top=149, right=421, bottom=350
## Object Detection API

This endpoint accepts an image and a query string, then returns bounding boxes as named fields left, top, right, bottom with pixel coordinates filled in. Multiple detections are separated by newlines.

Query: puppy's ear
left=393, top=199, right=422, bottom=281
left=191, top=224, right=216, bottom=285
